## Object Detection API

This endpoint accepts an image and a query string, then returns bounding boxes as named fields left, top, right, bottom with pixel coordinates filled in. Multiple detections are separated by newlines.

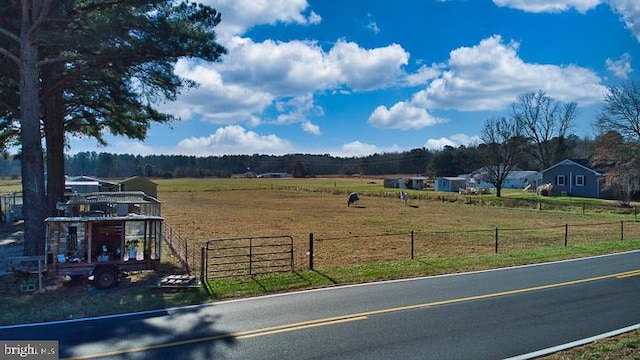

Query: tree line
left=0, top=133, right=595, bottom=180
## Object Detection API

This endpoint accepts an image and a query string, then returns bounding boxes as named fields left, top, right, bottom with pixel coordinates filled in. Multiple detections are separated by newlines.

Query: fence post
left=185, top=242, right=189, bottom=273
left=309, top=233, right=314, bottom=270
left=621, top=220, right=624, bottom=241
left=411, top=230, right=414, bottom=260
left=495, top=227, right=498, bottom=253
left=249, top=237, right=254, bottom=275
left=200, top=245, right=205, bottom=285
left=565, top=224, right=568, bottom=247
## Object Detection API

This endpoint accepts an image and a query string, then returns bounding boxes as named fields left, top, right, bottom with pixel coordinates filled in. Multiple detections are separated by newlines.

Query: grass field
left=156, top=177, right=640, bottom=272
left=1, top=177, right=639, bottom=358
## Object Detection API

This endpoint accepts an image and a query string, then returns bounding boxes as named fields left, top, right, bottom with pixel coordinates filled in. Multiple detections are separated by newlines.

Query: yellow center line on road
left=64, top=268, right=639, bottom=359
left=616, top=269, right=640, bottom=279
left=235, top=316, right=369, bottom=339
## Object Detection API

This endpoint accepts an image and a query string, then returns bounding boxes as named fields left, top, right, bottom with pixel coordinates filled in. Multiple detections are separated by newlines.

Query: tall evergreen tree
left=0, top=0, right=226, bottom=255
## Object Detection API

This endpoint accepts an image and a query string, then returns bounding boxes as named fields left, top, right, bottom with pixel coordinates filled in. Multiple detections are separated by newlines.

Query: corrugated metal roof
left=45, top=215, right=163, bottom=222
left=65, top=191, right=160, bottom=205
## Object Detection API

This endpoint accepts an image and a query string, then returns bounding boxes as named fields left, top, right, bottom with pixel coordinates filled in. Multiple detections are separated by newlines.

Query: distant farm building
left=383, top=176, right=427, bottom=190
left=257, top=172, right=290, bottom=178
left=65, top=176, right=119, bottom=193
left=119, top=176, right=158, bottom=198
left=465, top=169, right=541, bottom=190
left=434, top=177, right=467, bottom=192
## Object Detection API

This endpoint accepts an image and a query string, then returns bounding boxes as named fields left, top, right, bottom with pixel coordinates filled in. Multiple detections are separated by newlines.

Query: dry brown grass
left=159, top=188, right=636, bottom=270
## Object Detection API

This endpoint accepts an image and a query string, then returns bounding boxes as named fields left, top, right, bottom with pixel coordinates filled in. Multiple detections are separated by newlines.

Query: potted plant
left=126, top=239, right=140, bottom=260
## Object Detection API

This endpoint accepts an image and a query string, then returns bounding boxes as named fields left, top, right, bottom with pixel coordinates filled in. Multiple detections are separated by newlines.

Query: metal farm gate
left=201, top=236, right=294, bottom=281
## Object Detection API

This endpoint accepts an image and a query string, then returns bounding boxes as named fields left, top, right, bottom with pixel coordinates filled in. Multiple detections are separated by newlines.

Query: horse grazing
left=347, top=192, right=359, bottom=207
left=400, top=191, right=408, bottom=206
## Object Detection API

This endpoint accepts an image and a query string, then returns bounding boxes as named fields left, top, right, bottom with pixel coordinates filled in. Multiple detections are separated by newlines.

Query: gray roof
left=65, top=191, right=160, bottom=205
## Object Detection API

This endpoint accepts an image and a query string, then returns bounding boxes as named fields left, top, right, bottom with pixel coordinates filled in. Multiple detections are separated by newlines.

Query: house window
left=556, top=175, right=566, bottom=186
left=575, top=175, right=585, bottom=186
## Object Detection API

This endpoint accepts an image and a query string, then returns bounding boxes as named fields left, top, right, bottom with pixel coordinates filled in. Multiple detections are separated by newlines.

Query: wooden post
left=411, top=231, right=414, bottom=260
left=309, top=233, right=314, bottom=270
left=564, top=224, right=568, bottom=247
left=495, top=228, right=498, bottom=254
left=200, top=245, right=205, bottom=284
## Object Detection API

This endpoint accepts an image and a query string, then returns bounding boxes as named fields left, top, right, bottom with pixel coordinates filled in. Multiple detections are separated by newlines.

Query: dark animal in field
left=347, top=192, right=359, bottom=207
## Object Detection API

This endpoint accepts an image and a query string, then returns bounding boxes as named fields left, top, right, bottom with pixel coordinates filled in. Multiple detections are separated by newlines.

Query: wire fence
left=162, top=210, right=640, bottom=277
left=307, top=220, right=640, bottom=270
left=162, top=224, right=201, bottom=275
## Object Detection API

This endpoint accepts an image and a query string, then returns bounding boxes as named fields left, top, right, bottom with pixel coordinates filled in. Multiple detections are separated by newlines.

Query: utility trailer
left=44, top=215, right=163, bottom=289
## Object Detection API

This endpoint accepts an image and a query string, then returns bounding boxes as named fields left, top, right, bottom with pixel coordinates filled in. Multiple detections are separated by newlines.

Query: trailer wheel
left=93, top=266, right=119, bottom=289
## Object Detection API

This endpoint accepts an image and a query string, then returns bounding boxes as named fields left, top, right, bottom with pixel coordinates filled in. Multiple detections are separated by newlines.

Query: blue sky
left=69, top=0, right=640, bottom=157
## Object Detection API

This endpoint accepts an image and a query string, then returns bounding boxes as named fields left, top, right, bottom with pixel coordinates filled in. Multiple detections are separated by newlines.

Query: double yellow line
left=65, top=268, right=640, bottom=359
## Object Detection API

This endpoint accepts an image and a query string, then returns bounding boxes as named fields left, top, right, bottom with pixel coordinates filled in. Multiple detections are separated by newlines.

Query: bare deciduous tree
left=479, top=117, right=523, bottom=197
left=595, top=79, right=640, bottom=142
left=512, top=90, right=578, bottom=169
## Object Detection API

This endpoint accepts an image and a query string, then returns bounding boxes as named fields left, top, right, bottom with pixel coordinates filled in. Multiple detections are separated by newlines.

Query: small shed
left=384, top=176, right=427, bottom=190
left=383, top=178, right=401, bottom=189
left=435, top=177, right=467, bottom=193
left=119, top=176, right=158, bottom=198
left=406, top=176, right=427, bottom=190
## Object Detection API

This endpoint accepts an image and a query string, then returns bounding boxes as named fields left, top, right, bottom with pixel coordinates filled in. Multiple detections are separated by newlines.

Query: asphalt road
left=2, top=251, right=639, bottom=360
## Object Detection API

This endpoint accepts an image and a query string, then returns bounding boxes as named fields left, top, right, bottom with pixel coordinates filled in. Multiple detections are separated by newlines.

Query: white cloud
left=424, top=134, right=481, bottom=150
left=606, top=53, right=633, bottom=79
left=327, top=41, right=409, bottom=91
left=369, top=35, right=607, bottom=133
left=176, top=125, right=293, bottom=156
left=492, top=0, right=601, bottom=14
left=369, top=101, right=446, bottom=130
left=169, top=60, right=273, bottom=124
left=404, top=63, right=443, bottom=86
left=414, top=35, right=607, bottom=111
left=338, top=141, right=402, bottom=157
left=220, top=37, right=337, bottom=96
left=367, top=21, right=380, bottom=34
left=275, top=95, right=324, bottom=129
left=493, top=1, right=640, bottom=42
left=365, top=13, right=381, bottom=34
left=301, top=121, right=321, bottom=135
left=203, top=0, right=320, bottom=43
left=171, top=36, right=410, bottom=131
left=609, top=0, right=640, bottom=42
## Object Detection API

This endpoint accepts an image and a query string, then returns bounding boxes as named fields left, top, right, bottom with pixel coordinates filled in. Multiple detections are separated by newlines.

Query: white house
left=465, top=169, right=540, bottom=190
